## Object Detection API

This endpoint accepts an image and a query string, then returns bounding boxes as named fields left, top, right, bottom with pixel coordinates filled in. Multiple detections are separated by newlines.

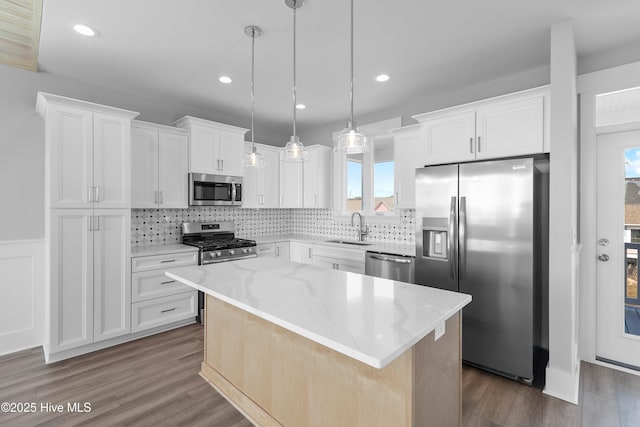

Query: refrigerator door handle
left=449, top=196, right=457, bottom=280
left=459, top=196, right=467, bottom=281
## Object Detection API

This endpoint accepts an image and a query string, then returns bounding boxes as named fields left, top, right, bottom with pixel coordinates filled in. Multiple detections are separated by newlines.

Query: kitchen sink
left=324, top=239, right=373, bottom=246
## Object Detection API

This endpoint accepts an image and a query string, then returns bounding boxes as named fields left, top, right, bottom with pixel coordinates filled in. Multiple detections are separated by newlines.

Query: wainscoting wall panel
left=0, top=240, right=44, bottom=355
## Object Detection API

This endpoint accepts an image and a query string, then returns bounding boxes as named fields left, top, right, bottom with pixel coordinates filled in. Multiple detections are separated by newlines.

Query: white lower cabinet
left=256, top=242, right=290, bottom=258
left=290, top=241, right=313, bottom=264
left=275, top=242, right=290, bottom=259
left=130, top=250, right=198, bottom=333
left=312, top=244, right=365, bottom=274
left=131, top=292, right=197, bottom=333
left=48, top=209, right=131, bottom=354
left=131, top=270, right=194, bottom=302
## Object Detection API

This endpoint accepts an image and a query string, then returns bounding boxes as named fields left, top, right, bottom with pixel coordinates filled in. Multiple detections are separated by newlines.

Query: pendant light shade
left=334, top=0, right=368, bottom=154
left=243, top=25, right=265, bottom=168
left=282, top=0, right=308, bottom=162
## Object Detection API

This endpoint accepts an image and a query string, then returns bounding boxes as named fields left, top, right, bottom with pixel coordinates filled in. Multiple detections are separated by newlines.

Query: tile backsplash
left=131, top=208, right=415, bottom=246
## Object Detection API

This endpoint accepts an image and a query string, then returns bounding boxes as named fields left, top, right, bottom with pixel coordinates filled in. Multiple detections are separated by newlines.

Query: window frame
left=332, top=118, right=402, bottom=222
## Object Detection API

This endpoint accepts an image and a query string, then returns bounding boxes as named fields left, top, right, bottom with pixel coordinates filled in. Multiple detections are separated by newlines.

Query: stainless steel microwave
left=189, top=173, right=242, bottom=206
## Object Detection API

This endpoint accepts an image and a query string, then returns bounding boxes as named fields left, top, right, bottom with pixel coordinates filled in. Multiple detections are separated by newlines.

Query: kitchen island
left=166, top=257, right=471, bottom=427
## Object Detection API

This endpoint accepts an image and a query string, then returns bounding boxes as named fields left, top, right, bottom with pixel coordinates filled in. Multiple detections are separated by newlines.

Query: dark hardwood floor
left=1, top=324, right=639, bottom=426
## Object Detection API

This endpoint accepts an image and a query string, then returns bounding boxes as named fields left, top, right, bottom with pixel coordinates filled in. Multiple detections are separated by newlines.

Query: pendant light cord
left=349, top=0, right=354, bottom=129
left=292, top=3, right=297, bottom=138
left=251, top=29, right=256, bottom=148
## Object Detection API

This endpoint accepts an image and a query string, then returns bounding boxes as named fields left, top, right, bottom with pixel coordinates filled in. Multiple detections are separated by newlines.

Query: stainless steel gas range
left=181, top=221, right=256, bottom=324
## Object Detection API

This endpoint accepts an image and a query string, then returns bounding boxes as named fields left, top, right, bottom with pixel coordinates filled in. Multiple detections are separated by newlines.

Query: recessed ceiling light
left=296, top=104, right=306, bottom=110
left=73, top=24, right=96, bottom=37
left=219, top=76, right=232, bottom=84
left=375, top=74, right=390, bottom=82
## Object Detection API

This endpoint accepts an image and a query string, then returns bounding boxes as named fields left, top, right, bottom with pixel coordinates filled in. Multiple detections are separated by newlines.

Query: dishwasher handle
left=367, top=254, right=413, bottom=264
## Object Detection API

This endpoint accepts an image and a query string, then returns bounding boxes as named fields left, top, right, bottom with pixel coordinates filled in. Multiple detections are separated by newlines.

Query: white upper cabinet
left=280, top=144, right=331, bottom=209
left=131, top=121, right=189, bottom=209
left=414, top=87, right=548, bottom=165
left=475, top=97, right=544, bottom=159
left=175, top=116, right=248, bottom=177
left=422, top=111, right=476, bottom=165
left=392, top=125, right=425, bottom=209
left=279, top=151, right=304, bottom=208
left=36, top=92, right=139, bottom=209
left=243, top=142, right=280, bottom=208
left=303, top=145, right=332, bottom=208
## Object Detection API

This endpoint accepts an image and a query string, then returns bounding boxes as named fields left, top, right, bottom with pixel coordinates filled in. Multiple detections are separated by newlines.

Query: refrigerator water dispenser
left=422, top=217, right=449, bottom=260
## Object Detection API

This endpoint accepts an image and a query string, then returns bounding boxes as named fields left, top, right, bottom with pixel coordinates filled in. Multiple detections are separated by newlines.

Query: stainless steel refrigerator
left=415, top=156, right=548, bottom=384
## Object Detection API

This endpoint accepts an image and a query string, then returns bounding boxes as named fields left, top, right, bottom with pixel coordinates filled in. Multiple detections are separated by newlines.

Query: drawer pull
left=160, top=280, right=175, bottom=285
left=161, top=308, right=176, bottom=313
left=160, top=259, right=176, bottom=263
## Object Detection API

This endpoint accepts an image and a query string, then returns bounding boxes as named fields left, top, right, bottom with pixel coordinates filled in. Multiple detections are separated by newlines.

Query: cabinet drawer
left=313, top=256, right=365, bottom=274
left=132, top=270, right=194, bottom=302
left=312, top=244, right=365, bottom=263
left=256, top=243, right=276, bottom=257
left=131, top=291, right=197, bottom=332
left=131, top=252, right=197, bottom=273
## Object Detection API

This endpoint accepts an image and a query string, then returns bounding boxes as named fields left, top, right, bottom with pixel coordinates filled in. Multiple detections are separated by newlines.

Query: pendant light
left=282, top=0, right=308, bottom=162
left=334, top=0, right=368, bottom=154
left=242, top=25, right=265, bottom=168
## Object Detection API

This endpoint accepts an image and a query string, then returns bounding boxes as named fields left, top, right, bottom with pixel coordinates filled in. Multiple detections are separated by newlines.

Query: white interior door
left=596, top=129, right=640, bottom=368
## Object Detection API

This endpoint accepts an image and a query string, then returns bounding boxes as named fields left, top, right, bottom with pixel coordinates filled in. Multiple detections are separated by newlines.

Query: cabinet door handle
left=220, top=159, right=224, bottom=170
left=161, top=307, right=176, bottom=313
left=470, top=137, right=474, bottom=153
left=314, top=195, right=317, bottom=206
left=308, top=248, right=312, bottom=259
left=276, top=246, right=280, bottom=257
left=94, top=187, right=100, bottom=203
left=161, top=259, right=176, bottom=263
left=477, top=136, right=481, bottom=152
left=160, top=280, right=175, bottom=285
left=88, top=186, right=94, bottom=202
left=281, top=196, right=284, bottom=206
left=88, top=215, right=93, bottom=231
left=154, top=191, right=158, bottom=204
left=159, top=191, right=163, bottom=204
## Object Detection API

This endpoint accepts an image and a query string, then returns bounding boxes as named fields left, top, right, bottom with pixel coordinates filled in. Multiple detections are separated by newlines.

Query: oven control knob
left=216, top=251, right=222, bottom=257
left=229, top=250, right=235, bottom=255
left=242, top=248, right=249, bottom=254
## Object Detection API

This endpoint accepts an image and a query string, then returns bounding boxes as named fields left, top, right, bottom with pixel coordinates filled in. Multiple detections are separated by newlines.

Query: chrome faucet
left=350, top=212, right=369, bottom=241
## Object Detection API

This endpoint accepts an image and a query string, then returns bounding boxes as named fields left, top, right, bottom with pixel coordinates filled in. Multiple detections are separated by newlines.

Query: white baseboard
left=0, top=239, right=45, bottom=356
left=44, top=319, right=196, bottom=363
left=543, top=363, right=581, bottom=404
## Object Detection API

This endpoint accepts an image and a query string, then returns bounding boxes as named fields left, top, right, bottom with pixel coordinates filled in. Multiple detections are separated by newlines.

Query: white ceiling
left=38, top=0, right=640, bottom=140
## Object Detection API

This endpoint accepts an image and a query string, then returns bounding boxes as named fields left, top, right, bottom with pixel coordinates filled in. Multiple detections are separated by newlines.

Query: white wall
left=543, top=21, right=581, bottom=404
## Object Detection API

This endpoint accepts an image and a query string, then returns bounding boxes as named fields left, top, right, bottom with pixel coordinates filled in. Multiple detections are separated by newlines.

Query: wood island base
left=200, top=295, right=462, bottom=427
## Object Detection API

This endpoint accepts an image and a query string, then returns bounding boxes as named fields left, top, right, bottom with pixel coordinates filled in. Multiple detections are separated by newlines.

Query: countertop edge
left=165, top=270, right=470, bottom=369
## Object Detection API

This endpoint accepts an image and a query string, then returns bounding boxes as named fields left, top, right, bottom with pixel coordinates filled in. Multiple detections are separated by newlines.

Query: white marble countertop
left=241, top=233, right=415, bottom=257
left=166, top=257, right=470, bottom=369
left=131, top=243, right=198, bottom=258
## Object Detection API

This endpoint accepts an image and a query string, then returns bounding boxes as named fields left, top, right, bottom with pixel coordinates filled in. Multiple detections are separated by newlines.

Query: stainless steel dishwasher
left=365, top=252, right=415, bottom=283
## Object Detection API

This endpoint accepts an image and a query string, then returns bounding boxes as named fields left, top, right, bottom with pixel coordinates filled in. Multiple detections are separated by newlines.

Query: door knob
left=599, top=238, right=609, bottom=246
left=598, top=254, right=610, bottom=262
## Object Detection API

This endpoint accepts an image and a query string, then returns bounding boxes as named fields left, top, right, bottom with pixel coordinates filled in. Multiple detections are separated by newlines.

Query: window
left=338, top=135, right=396, bottom=216
left=347, top=154, right=363, bottom=212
